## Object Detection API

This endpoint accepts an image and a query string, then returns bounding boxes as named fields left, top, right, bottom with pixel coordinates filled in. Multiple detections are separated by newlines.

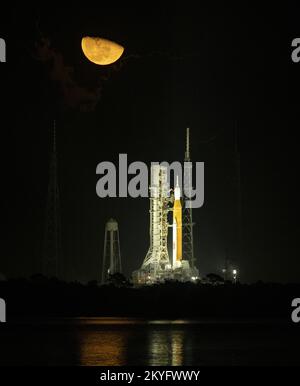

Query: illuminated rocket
left=172, top=176, right=182, bottom=268
left=133, top=128, right=200, bottom=285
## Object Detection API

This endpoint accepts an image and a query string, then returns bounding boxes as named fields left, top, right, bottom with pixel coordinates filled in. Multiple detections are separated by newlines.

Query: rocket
left=172, top=176, right=182, bottom=268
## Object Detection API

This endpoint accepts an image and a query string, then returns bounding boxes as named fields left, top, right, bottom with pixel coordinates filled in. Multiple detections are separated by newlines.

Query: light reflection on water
left=1, top=317, right=299, bottom=366
left=148, top=330, right=184, bottom=366
left=74, top=317, right=299, bottom=366
left=77, top=319, right=185, bottom=366
left=79, top=330, right=129, bottom=366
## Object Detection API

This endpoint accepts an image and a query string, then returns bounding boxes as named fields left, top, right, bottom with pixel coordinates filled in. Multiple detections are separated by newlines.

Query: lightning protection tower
left=102, top=218, right=122, bottom=283
left=182, top=128, right=196, bottom=269
left=43, top=120, right=62, bottom=278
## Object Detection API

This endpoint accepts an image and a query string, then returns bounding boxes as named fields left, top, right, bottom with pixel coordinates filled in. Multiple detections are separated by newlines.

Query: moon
left=81, top=37, right=124, bottom=65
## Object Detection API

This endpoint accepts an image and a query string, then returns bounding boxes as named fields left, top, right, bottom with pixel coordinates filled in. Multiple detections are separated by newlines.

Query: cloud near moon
left=33, top=37, right=108, bottom=111
left=81, top=37, right=124, bottom=65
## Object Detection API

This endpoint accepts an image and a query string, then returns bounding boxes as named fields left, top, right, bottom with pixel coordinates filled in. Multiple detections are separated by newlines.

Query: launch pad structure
left=132, top=128, right=199, bottom=285
left=133, top=165, right=173, bottom=284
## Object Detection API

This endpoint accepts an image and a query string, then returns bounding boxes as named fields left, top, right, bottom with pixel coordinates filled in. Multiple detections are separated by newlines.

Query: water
left=0, top=318, right=299, bottom=366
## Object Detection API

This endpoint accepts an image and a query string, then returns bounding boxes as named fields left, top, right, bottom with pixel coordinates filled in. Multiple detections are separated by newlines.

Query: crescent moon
left=81, top=36, right=124, bottom=65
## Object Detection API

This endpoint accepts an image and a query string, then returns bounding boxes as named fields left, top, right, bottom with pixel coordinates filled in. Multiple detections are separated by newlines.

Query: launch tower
left=133, top=165, right=172, bottom=284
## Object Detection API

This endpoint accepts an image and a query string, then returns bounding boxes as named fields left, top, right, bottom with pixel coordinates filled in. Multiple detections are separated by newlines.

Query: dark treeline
left=0, top=276, right=298, bottom=319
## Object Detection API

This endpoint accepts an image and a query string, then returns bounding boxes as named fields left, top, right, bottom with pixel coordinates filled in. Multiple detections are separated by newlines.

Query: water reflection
left=148, top=329, right=184, bottom=366
left=77, top=319, right=186, bottom=366
left=0, top=318, right=298, bottom=365
left=78, top=329, right=129, bottom=365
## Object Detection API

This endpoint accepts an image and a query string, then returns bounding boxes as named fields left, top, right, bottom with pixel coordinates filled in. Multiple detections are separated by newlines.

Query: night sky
left=0, top=4, right=299, bottom=283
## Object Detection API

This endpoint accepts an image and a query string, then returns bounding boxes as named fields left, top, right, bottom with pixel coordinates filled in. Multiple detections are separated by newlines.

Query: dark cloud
left=33, top=37, right=103, bottom=111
